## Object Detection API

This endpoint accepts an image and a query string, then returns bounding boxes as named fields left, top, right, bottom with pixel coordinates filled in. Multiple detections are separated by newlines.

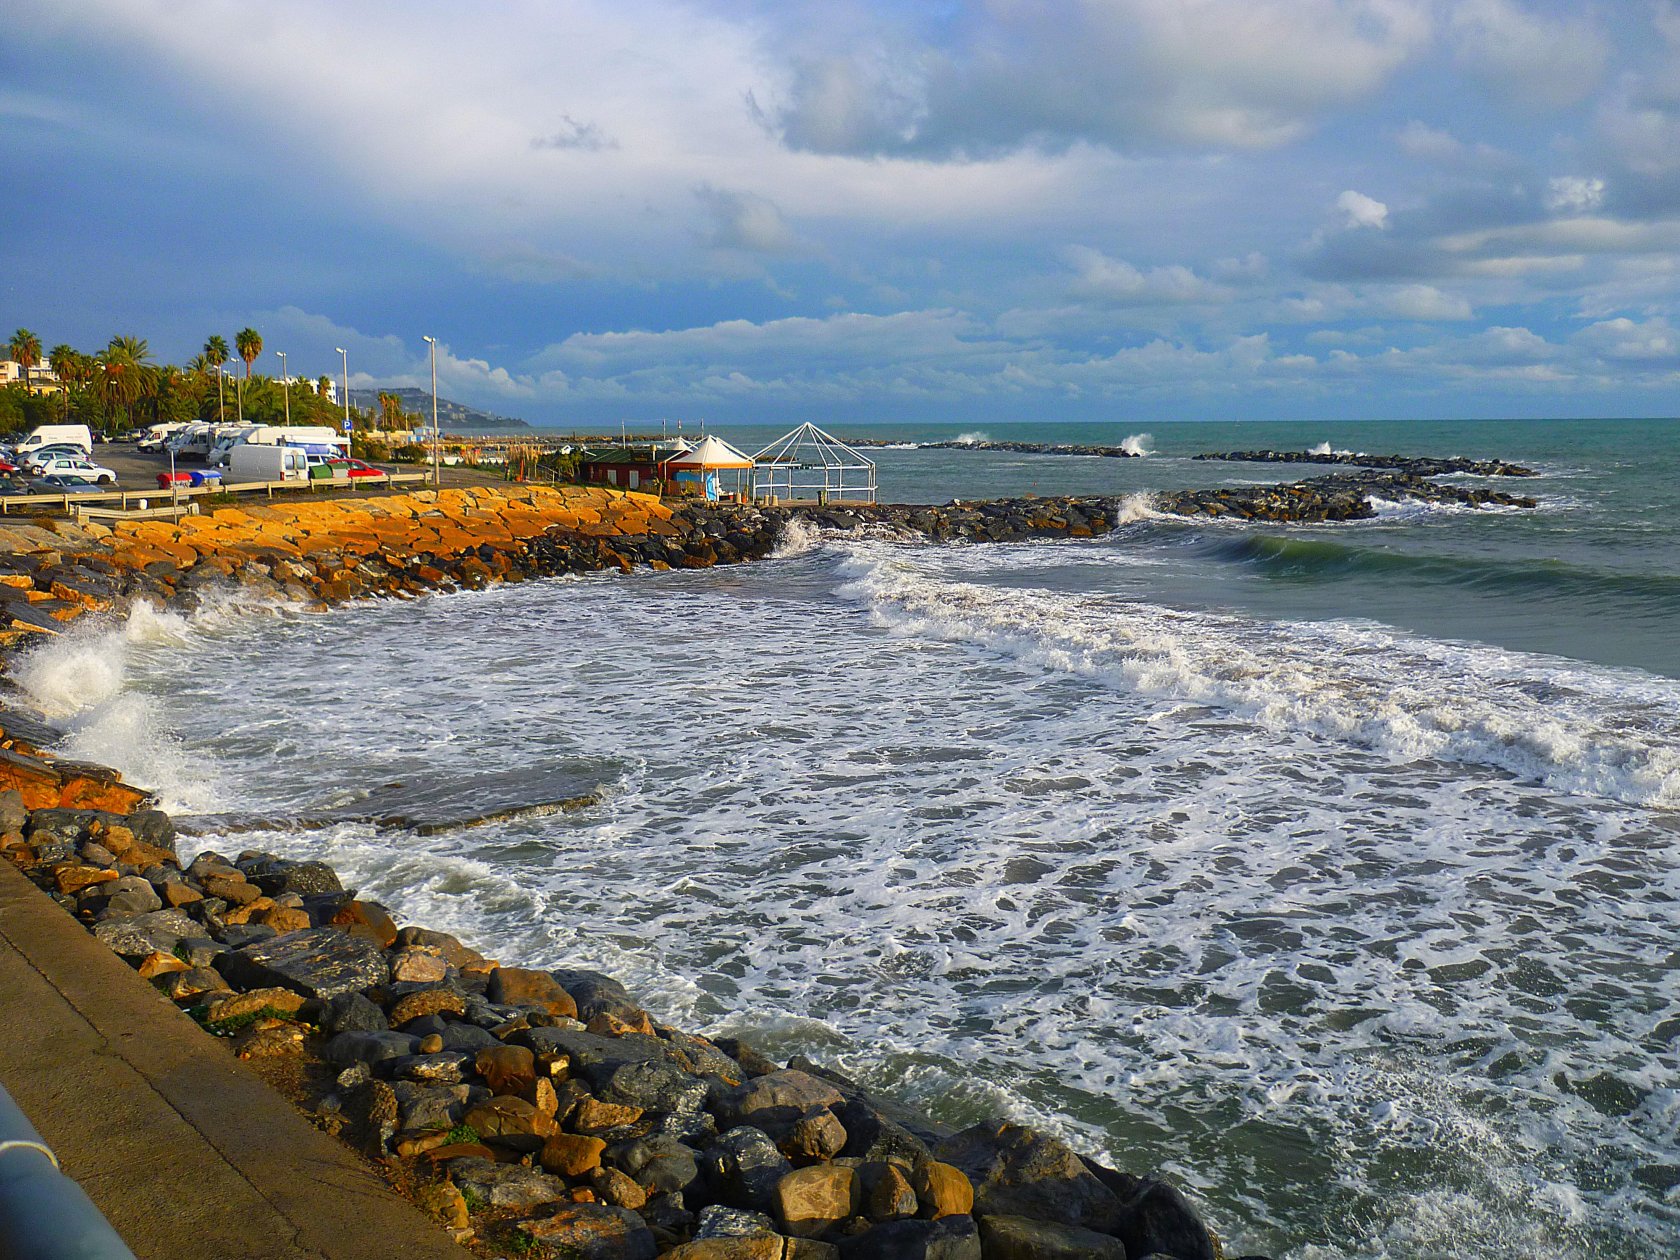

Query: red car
left=332, top=458, right=388, bottom=480
left=0, top=458, right=18, bottom=475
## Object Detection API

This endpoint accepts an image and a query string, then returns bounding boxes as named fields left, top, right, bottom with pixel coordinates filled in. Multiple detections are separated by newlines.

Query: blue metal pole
left=0, top=1084, right=136, bottom=1260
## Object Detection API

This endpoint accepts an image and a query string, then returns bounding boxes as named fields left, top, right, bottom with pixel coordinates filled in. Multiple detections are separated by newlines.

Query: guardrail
left=0, top=471, right=433, bottom=517
left=0, top=1082, right=137, bottom=1259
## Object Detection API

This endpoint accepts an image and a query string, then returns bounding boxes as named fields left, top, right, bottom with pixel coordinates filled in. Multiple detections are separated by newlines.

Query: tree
left=96, top=335, right=154, bottom=432
left=48, top=344, right=80, bottom=419
left=204, top=334, right=229, bottom=369
left=8, top=329, right=40, bottom=390
left=235, top=328, right=262, bottom=378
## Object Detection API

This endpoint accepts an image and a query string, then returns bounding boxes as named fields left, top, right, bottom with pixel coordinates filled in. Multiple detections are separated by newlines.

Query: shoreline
left=0, top=459, right=1543, bottom=1257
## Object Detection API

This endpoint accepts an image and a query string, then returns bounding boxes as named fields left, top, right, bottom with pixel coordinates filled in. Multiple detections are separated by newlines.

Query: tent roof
left=752, top=422, right=875, bottom=469
left=662, top=435, right=754, bottom=469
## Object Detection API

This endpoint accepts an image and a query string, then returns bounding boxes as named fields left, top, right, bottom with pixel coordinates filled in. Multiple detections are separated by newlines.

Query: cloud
left=1337, top=190, right=1390, bottom=229
left=1062, top=247, right=1230, bottom=306
left=531, top=116, right=616, bottom=152
left=1449, top=0, right=1610, bottom=109
left=1381, top=284, right=1472, bottom=320
left=1544, top=176, right=1607, bottom=215
left=1572, top=316, right=1680, bottom=363
left=694, top=185, right=804, bottom=255
left=764, top=0, right=1433, bottom=157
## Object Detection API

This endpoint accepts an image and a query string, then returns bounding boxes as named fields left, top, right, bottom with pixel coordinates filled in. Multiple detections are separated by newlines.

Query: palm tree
left=47, top=344, right=80, bottom=419
left=96, top=335, right=154, bottom=431
left=8, top=329, right=40, bottom=390
left=235, top=328, right=262, bottom=378
left=205, top=334, right=229, bottom=368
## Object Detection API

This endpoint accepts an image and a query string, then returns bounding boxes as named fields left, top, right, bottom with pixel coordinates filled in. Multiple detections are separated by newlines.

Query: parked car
left=33, top=473, right=105, bottom=493
left=22, top=444, right=90, bottom=473
left=0, top=457, right=19, bottom=474
left=30, top=455, right=117, bottom=485
left=331, top=458, right=389, bottom=480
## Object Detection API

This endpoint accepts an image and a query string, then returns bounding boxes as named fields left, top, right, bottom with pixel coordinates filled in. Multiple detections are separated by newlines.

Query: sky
left=4, top=0, right=1680, bottom=426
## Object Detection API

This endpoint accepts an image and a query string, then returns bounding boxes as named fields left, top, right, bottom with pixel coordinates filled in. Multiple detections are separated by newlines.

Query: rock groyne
left=855, top=438, right=1140, bottom=458
left=1193, top=450, right=1536, bottom=477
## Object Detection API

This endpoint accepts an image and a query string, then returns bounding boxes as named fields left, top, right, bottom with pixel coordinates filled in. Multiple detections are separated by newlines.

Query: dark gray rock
left=596, top=1059, right=709, bottom=1114
left=326, top=1030, right=420, bottom=1069
left=978, top=1214, right=1127, bottom=1259
left=239, top=855, right=344, bottom=897
left=702, top=1125, right=794, bottom=1213
left=612, top=1135, right=701, bottom=1194
left=510, top=1025, right=668, bottom=1074
left=385, top=1052, right=473, bottom=1085
left=326, top=991, right=388, bottom=1034
left=214, top=923, right=278, bottom=949
left=92, top=908, right=199, bottom=958
left=936, top=1122, right=1122, bottom=1234
left=836, top=1098, right=931, bottom=1169
left=550, top=967, right=645, bottom=1023
left=215, top=925, right=389, bottom=999
left=439, top=1022, right=499, bottom=1053
left=392, top=1081, right=470, bottom=1133
left=97, top=875, right=162, bottom=917
left=445, top=1156, right=568, bottom=1211
left=838, top=1216, right=981, bottom=1259
left=1114, top=1178, right=1216, bottom=1260
left=694, top=1204, right=778, bottom=1239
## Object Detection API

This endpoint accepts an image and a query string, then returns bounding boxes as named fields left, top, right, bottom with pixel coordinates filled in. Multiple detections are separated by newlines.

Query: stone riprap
left=0, top=788, right=1266, bottom=1260
left=1193, top=449, right=1537, bottom=477
left=855, top=438, right=1141, bottom=458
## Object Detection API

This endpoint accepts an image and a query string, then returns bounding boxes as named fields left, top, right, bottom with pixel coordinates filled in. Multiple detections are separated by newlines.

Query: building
left=0, top=359, right=64, bottom=395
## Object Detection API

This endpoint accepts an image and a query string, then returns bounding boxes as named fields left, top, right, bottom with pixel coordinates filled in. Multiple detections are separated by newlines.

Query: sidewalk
left=0, top=859, right=474, bottom=1260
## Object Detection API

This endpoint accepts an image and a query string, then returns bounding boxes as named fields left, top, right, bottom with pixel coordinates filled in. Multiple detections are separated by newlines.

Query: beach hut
left=751, top=422, right=877, bottom=504
left=662, top=435, right=754, bottom=501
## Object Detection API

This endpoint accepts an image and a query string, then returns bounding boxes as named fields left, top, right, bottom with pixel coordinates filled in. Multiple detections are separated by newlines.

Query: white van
left=15, top=424, right=93, bottom=457
left=229, top=444, right=310, bottom=483
left=165, top=423, right=216, bottom=460
left=137, top=422, right=188, bottom=451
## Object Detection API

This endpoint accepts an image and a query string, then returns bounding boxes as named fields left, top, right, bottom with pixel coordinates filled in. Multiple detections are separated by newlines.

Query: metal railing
left=0, top=1083, right=136, bottom=1259
left=2, top=471, right=432, bottom=517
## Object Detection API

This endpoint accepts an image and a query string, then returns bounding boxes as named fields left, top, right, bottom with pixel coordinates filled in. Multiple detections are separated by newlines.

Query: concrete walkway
left=0, top=859, right=474, bottom=1260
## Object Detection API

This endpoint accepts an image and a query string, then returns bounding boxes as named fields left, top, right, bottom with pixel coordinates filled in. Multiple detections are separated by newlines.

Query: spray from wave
left=832, top=547, right=1680, bottom=809
left=1121, top=432, right=1154, bottom=457
left=952, top=431, right=989, bottom=445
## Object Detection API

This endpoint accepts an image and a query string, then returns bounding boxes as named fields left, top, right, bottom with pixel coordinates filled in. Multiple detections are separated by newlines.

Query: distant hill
left=348, top=388, right=530, bottom=431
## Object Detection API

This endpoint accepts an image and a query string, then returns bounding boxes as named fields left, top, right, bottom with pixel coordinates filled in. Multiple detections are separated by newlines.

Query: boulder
left=476, top=1044, right=538, bottom=1097
left=782, top=1107, right=848, bottom=1164
left=518, top=1202, right=657, bottom=1260
left=215, top=925, right=390, bottom=1000
left=387, top=988, right=466, bottom=1025
left=912, top=1162, right=974, bottom=1221
left=725, top=1070, right=844, bottom=1133
left=977, top=1215, right=1127, bottom=1259
left=464, top=1095, right=556, bottom=1152
left=935, top=1122, right=1122, bottom=1234
left=446, top=1156, right=568, bottom=1211
left=836, top=1216, right=981, bottom=1260
left=866, top=1163, right=919, bottom=1221
left=595, top=1058, right=709, bottom=1114
left=613, top=1134, right=701, bottom=1195
left=1113, top=1178, right=1216, bottom=1260
left=326, top=991, right=389, bottom=1034
left=703, top=1126, right=794, bottom=1213
left=93, top=908, right=199, bottom=959
left=326, top=1030, right=420, bottom=1068
left=775, top=1165, right=859, bottom=1238
left=694, top=1204, right=780, bottom=1239
left=487, top=966, right=579, bottom=1017
left=540, top=1132, right=608, bottom=1177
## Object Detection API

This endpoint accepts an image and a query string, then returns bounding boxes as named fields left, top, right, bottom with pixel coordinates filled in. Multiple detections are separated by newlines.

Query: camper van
left=244, top=425, right=349, bottom=458
left=205, top=424, right=266, bottom=468
left=228, top=444, right=310, bottom=483
left=14, top=425, right=93, bottom=458
left=136, top=422, right=188, bottom=451
left=164, top=423, right=219, bottom=461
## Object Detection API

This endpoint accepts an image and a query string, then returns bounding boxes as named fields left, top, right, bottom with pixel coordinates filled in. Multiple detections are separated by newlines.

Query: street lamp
left=216, top=363, right=226, bottom=424
left=336, top=347, right=350, bottom=457
left=422, top=335, right=440, bottom=488
left=275, top=350, right=290, bottom=426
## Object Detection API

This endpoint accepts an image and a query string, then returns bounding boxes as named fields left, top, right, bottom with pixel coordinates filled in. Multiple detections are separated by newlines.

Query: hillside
left=348, top=388, right=529, bottom=430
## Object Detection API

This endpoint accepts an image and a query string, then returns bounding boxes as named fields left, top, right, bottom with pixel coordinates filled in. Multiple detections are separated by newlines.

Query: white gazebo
left=662, top=435, right=755, bottom=501
left=751, top=422, right=877, bottom=505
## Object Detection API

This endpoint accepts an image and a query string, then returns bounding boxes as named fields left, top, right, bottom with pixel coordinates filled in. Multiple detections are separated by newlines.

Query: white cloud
left=1382, top=284, right=1473, bottom=320
left=694, top=186, right=804, bottom=255
left=1337, top=190, right=1390, bottom=229
left=1572, top=316, right=1680, bottom=362
left=1063, top=247, right=1231, bottom=306
left=1544, top=176, right=1607, bottom=215
left=1449, top=0, right=1610, bottom=109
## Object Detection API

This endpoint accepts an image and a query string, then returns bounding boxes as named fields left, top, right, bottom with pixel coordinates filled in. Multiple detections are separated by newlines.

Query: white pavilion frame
left=751, top=422, right=877, bottom=504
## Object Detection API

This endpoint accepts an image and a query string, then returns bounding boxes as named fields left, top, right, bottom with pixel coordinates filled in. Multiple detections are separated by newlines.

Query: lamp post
left=216, top=363, right=226, bottom=424
left=336, top=346, right=350, bottom=457
left=275, top=351, right=290, bottom=426
left=422, top=335, right=440, bottom=488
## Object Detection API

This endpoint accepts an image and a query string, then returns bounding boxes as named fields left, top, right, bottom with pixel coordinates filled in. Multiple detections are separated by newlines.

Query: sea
left=18, top=416, right=1680, bottom=1259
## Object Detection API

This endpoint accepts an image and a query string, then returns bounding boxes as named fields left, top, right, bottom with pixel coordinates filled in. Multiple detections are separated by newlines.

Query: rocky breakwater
left=1, top=778, right=1272, bottom=1260
left=1194, top=450, right=1536, bottom=477
left=856, top=439, right=1140, bottom=459
left=1155, top=471, right=1539, bottom=522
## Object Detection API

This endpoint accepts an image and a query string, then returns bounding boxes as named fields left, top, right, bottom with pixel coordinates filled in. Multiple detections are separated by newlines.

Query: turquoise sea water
left=22, top=415, right=1680, bottom=1258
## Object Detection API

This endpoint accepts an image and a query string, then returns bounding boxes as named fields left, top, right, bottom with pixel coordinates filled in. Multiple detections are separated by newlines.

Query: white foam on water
left=1121, top=432, right=1154, bottom=457
left=952, top=431, right=989, bottom=444
left=68, top=552, right=1680, bottom=1258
